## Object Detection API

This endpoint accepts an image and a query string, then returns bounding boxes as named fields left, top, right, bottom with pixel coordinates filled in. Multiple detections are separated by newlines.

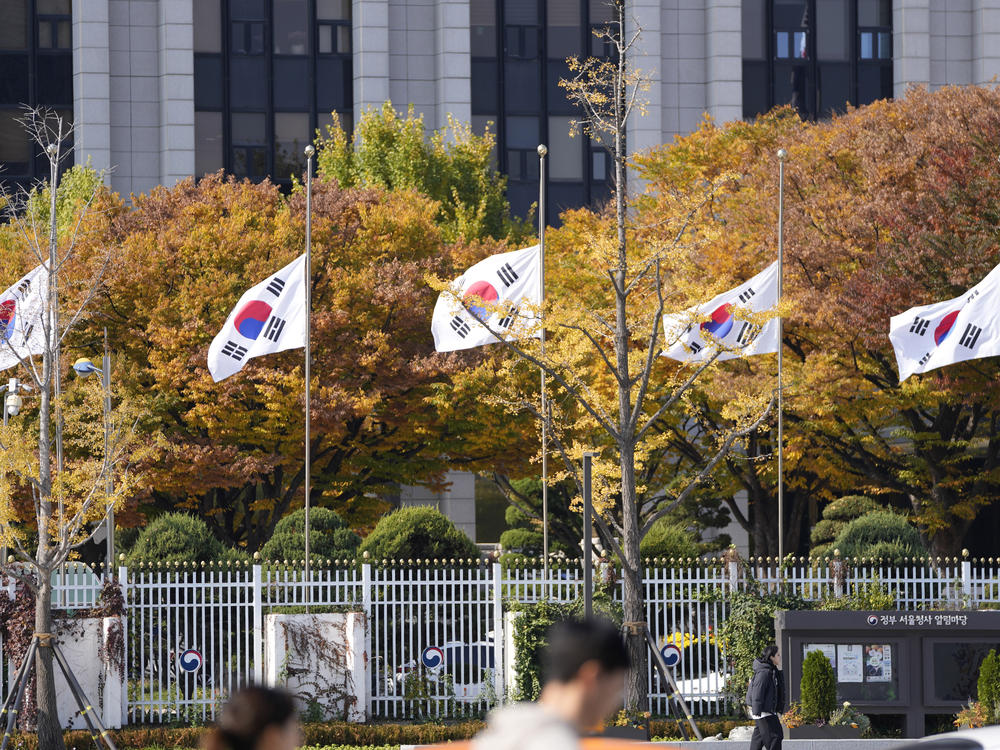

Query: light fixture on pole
left=776, top=148, right=787, bottom=563
left=303, top=143, right=315, bottom=611
left=537, top=143, right=549, bottom=588
left=73, top=330, right=113, bottom=569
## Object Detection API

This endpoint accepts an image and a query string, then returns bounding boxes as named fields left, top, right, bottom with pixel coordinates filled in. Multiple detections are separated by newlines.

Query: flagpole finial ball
left=46, top=143, right=57, bottom=156
left=304, top=145, right=316, bottom=158
left=777, top=148, right=787, bottom=160
left=537, top=144, right=547, bottom=157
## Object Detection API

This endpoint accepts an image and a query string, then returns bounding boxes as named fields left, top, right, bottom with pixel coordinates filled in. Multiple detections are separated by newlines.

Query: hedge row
left=8, top=717, right=750, bottom=749
left=650, top=718, right=752, bottom=739
left=6, top=721, right=486, bottom=750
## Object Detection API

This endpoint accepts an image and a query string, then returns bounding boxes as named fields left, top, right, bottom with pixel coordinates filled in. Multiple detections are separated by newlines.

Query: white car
left=893, top=727, right=1000, bottom=750
left=394, top=641, right=497, bottom=701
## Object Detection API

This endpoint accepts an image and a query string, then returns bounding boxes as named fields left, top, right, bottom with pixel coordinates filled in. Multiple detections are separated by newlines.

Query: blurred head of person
left=539, top=618, right=631, bottom=731
left=202, top=686, right=301, bottom=750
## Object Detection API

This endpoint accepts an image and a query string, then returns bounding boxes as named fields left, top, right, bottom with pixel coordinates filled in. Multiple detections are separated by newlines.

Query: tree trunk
left=620, top=444, right=647, bottom=713
left=34, top=574, right=65, bottom=750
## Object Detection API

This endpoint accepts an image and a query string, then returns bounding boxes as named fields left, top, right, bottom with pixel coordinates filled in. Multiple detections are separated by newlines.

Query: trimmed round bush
left=832, top=510, right=926, bottom=561
left=823, top=495, right=880, bottom=522
left=800, top=650, right=837, bottom=723
left=358, top=506, right=479, bottom=561
left=260, top=507, right=361, bottom=561
left=499, top=527, right=542, bottom=555
left=639, top=519, right=700, bottom=561
left=125, top=513, right=225, bottom=566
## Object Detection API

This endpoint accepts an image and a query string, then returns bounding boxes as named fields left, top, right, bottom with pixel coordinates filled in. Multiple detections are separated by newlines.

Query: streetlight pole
left=102, top=329, right=112, bottom=569
left=776, top=148, right=787, bottom=563
left=303, top=144, right=315, bottom=611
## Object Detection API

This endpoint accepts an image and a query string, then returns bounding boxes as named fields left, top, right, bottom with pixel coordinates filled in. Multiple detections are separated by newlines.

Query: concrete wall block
left=128, top=0, right=158, bottom=27
left=163, top=124, right=195, bottom=152
left=162, top=21, right=194, bottom=51
left=440, top=2, right=469, bottom=30
left=676, top=32, right=705, bottom=60
left=405, top=54, right=435, bottom=80
left=161, top=0, right=194, bottom=25
left=75, top=0, right=110, bottom=23
left=436, top=52, right=470, bottom=77
left=77, top=73, right=112, bottom=101
left=162, top=151, right=196, bottom=179
left=130, top=76, right=160, bottom=102
left=356, top=0, right=390, bottom=29
left=678, top=58, right=704, bottom=84
left=162, top=99, right=194, bottom=127
left=357, top=26, right=390, bottom=54
left=980, top=8, right=1000, bottom=33
left=945, top=7, right=972, bottom=36
left=263, top=613, right=367, bottom=723
left=435, top=76, right=469, bottom=105
left=161, top=48, right=194, bottom=76
left=108, top=25, right=129, bottom=51
left=706, top=51, right=740, bottom=83
left=129, top=25, right=158, bottom=51
left=677, top=106, right=704, bottom=134
left=77, top=97, right=111, bottom=127
left=131, top=126, right=161, bottom=153
left=440, top=26, right=469, bottom=54
left=108, top=0, right=130, bottom=26
left=406, top=4, right=436, bottom=30
left=677, top=82, right=706, bottom=109
left=161, top=73, right=193, bottom=100
left=677, top=7, right=705, bottom=34
left=945, top=34, right=972, bottom=62
left=128, top=51, right=160, bottom=77
left=408, top=29, right=436, bottom=53
left=705, top=2, right=740, bottom=33
left=76, top=21, right=110, bottom=48
left=77, top=46, right=110, bottom=75
left=52, top=617, right=125, bottom=730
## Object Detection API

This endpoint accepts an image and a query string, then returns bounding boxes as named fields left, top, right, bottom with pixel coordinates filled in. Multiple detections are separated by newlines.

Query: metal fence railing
left=1, top=556, right=995, bottom=723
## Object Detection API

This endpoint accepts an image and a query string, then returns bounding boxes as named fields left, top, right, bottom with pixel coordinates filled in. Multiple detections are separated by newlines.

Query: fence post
left=362, top=556, right=372, bottom=718
left=119, top=564, right=129, bottom=722
left=961, top=550, right=972, bottom=608
left=252, top=564, right=263, bottom=684
left=492, top=559, right=504, bottom=703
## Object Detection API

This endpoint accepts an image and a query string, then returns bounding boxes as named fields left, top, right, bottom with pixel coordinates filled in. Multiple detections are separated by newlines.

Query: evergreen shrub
left=125, top=513, right=225, bottom=566
left=358, top=506, right=479, bottom=561
left=261, top=507, right=361, bottom=561
left=832, top=510, right=926, bottom=561
left=978, top=649, right=1000, bottom=724
left=800, top=650, right=837, bottom=724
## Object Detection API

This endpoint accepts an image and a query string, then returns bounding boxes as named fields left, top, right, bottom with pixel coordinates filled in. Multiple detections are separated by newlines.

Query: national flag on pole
left=208, top=254, right=307, bottom=382
left=662, top=261, right=780, bottom=362
left=0, top=264, right=49, bottom=372
left=431, top=244, right=541, bottom=352
left=889, top=261, right=1000, bottom=382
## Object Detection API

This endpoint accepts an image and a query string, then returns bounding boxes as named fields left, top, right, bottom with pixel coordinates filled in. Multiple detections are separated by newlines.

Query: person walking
left=747, top=644, right=786, bottom=750
left=473, top=618, right=631, bottom=750
left=202, top=686, right=303, bottom=750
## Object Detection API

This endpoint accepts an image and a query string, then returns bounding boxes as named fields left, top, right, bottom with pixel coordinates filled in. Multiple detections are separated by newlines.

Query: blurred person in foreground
left=202, top=686, right=303, bottom=750
left=474, top=618, right=631, bottom=750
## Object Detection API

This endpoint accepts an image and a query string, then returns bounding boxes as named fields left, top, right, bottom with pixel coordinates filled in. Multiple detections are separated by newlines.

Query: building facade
left=4, top=1, right=1000, bottom=211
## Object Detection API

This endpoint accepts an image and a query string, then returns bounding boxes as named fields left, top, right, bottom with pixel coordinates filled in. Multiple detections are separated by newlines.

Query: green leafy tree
left=358, top=506, right=479, bottom=561
left=800, top=650, right=837, bottom=724
left=832, top=510, right=926, bottom=561
left=260, top=507, right=360, bottom=561
left=315, top=102, right=529, bottom=242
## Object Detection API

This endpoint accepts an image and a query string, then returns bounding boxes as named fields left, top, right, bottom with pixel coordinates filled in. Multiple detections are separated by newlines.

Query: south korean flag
left=208, top=253, right=307, bottom=382
left=431, top=245, right=541, bottom=352
left=889, top=261, right=1000, bottom=382
left=662, top=261, right=780, bottom=363
left=0, top=264, right=49, bottom=372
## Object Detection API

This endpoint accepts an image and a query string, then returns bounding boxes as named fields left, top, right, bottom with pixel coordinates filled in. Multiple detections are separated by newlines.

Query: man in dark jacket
left=746, top=645, right=785, bottom=750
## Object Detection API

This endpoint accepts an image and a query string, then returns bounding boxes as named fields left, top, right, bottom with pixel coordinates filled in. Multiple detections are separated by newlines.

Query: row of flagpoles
left=3, top=147, right=1000, bottom=569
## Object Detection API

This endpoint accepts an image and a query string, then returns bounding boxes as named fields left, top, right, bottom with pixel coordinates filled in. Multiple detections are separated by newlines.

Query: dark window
left=931, top=642, right=1000, bottom=703
left=274, top=57, right=309, bottom=109
left=36, top=53, right=72, bottom=105
left=194, top=0, right=223, bottom=53
left=195, top=55, right=225, bottom=110
left=743, top=0, right=894, bottom=122
left=0, top=55, right=30, bottom=104
left=0, top=0, right=28, bottom=50
left=504, top=61, right=541, bottom=111
left=273, top=0, right=308, bottom=54
left=0, top=108, right=31, bottom=175
left=231, top=21, right=265, bottom=54
left=472, top=60, right=499, bottom=113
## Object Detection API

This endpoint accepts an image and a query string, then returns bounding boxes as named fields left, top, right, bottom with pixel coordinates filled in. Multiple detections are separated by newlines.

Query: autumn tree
left=0, top=109, right=149, bottom=750
left=101, top=174, right=532, bottom=550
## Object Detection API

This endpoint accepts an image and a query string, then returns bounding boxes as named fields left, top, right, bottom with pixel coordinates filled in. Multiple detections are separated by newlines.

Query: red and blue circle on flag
left=234, top=300, right=273, bottom=340
left=700, top=303, right=733, bottom=339
left=463, top=280, right=499, bottom=323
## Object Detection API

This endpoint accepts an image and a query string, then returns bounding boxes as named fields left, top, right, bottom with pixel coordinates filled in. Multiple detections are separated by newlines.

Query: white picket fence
left=2, top=557, right=998, bottom=725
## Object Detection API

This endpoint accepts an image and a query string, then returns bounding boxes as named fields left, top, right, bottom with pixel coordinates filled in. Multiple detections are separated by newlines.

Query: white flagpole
left=304, top=144, right=315, bottom=609
left=537, top=144, right=548, bottom=585
left=776, top=148, right=787, bottom=563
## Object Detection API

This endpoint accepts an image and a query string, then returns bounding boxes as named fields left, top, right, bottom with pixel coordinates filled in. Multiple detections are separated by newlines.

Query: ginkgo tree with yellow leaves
left=0, top=109, right=154, bottom=750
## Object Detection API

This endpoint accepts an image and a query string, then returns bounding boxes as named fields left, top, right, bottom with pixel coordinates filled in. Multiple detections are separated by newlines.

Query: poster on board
left=865, top=644, right=891, bottom=681
left=803, top=643, right=837, bottom=670
left=837, top=644, right=864, bottom=682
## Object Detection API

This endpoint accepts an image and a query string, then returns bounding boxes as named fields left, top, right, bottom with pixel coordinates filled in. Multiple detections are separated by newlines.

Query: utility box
left=775, top=610, right=1000, bottom=738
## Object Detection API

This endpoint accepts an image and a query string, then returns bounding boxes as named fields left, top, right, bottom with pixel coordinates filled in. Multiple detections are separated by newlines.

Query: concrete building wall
left=72, top=0, right=111, bottom=184
left=398, top=470, right=478, bottom=542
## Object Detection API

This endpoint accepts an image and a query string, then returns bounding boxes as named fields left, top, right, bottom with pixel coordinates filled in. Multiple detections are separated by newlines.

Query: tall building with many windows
left=2, top=1, right=1000, bottom=220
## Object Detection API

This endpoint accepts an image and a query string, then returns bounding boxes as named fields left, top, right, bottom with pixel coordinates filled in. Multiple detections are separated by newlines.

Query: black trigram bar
left=498, top=304, right=517, bottom=329
left=736, top=321, right=761, bottom=346
left=263, top=316, right=286, bottom=342
left=918, top=351, right=932, bottom=366
left=450, top=316, right=471, bottom=338
left=266, top=277, right=286, bottom=297
left=738, top=287, right=756, bottom=304
left=959, top=323, right=982, bottom=349
left=688, top=341, right=703, bottom=354
left=15, top=279, right=31, bottom=299
left=22, top=323, right=33, bottom=343
left=910, top=317, right=929, bottom=336
left=497, top=263, right=519, bottom=287
left=222, top=340, right=249, bottom=361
